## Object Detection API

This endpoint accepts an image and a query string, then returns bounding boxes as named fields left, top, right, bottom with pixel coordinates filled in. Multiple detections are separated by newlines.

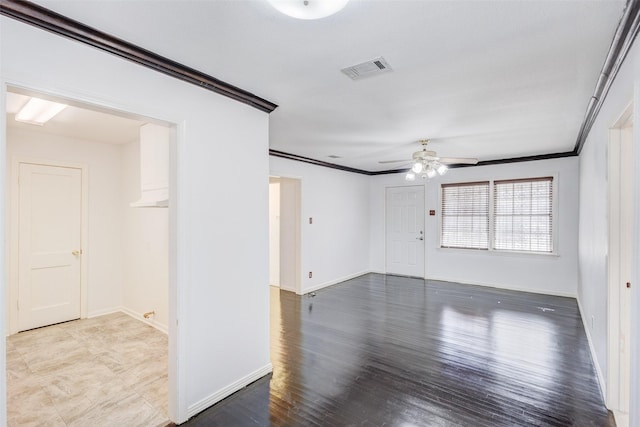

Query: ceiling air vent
left=341, top=57, right=392, bottom=80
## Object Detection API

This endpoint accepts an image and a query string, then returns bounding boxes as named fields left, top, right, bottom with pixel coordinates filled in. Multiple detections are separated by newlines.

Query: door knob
left=416, top=236, right=424, bottom=241
left=72, top=250, right=80, bottom=256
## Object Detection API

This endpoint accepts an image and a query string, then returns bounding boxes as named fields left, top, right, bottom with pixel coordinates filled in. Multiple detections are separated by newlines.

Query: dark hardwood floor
left=182, top=273, right=614, bottom=426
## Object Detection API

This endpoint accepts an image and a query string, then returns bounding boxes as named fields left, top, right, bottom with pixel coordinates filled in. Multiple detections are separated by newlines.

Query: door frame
left=268, top=173, right=302, bottom=294
left=8, top=157, right=89, bottom=335
left=3, top=81, right=183, bottom=422
left=607, top=101, right=633, bottom=423
left=384, top=184, right=426, bottom=278
left=268, top=177, right=281, bottom=287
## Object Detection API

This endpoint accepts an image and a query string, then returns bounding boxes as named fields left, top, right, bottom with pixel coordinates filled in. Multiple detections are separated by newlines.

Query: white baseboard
left=612, top=410, right=629, bottom=427
left=86, top=306, right=122, bottom=318
left=426, top=276, right=577, bottom=298
left=301, top=270, right=372, bottom=295
left=120, top=307, right=168, bottom=334
left=187, top=363, right=273, bottom=418
left=87, top=306, right=168, bottom=334
left=577, top=297, right=607, bottom=402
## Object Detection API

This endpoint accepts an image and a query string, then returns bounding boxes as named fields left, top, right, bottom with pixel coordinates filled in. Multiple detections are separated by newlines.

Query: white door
left=385, top=186, right=425, bottom=277
left=18, top=163, right=83, bottom=331
left=607, top=109, right=633, bottom=427
left=618, top=125, right=632, bottom=418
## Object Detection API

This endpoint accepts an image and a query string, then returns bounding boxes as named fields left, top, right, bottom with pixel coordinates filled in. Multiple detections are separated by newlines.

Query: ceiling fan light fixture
left=267, top=0, right=349, bottom=20
left=436, top=163, right=448, bottom=175
left=400, top=139, right=476, bottom=181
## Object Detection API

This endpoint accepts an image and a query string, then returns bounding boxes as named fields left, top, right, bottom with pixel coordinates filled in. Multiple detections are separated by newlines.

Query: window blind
left=441, top=182, right=489, bottom=249
left=494, top=177, right=553, bottom=252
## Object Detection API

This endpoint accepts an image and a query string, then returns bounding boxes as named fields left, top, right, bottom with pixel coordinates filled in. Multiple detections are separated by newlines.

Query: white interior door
left=18, top=163, right=83, bottom=331
left=618, top=124, right=632, bottom=418
left=608, top=109, right=633, bottom=427
left=385, top=186, right=425, bottom=278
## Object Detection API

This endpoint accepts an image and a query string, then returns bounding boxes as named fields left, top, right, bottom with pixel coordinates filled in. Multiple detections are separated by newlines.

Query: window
left=441, top=182, right=489, bottom=250
left=440, top=176, right=554, bottom=253
left=494, top=177, right=553, bottom=253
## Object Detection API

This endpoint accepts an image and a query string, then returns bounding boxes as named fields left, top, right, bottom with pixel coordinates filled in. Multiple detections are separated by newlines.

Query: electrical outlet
left=309, top=217, right=313, bottom=224
left=309, top=271, right=313, bottom=279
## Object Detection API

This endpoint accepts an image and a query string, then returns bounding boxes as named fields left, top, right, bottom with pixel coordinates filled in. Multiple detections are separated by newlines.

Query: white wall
left=270, top=157, right=370, bottom=294
left=370, top=156, right=580, bottom=297
left=6, top=127, right=124, bottom=326
left=5, top=128, right=170, bottom=333
left=122, top=140, right=169, bottom=331
left=578, top=37, right=640, bottom=424
left=1, top=16, right=270, bottom=424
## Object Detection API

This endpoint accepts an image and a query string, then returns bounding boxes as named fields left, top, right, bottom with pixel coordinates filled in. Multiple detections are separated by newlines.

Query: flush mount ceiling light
left=15, top=97, right=67, bottom=126
left=267, top=0, right=349, bottom=20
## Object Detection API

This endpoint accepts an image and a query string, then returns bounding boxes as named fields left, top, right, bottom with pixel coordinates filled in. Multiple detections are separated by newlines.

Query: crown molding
left=270, top=149, right=578, bottom=176
left=0, top=0, right=278, bottom=113
left=3, top=0, right=635, bottom=163
left=269, top=150, right=374, bottom=175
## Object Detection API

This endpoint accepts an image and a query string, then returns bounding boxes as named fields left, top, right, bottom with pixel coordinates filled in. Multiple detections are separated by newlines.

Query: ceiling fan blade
left=439, top=157, right=479, bottom=165
left=378, top=159, right=409, bottom=164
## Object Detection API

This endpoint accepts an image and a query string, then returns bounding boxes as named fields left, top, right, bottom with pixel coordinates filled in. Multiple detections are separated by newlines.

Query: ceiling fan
left=379, top=139, right=478, bottom=180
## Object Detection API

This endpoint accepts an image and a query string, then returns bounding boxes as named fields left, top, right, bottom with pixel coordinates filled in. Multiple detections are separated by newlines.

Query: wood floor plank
left=182, top=274, right=614, bottom=426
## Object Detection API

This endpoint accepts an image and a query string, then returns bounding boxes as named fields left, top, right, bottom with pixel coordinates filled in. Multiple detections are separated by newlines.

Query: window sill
left=437, top=247, right=559, bottom=258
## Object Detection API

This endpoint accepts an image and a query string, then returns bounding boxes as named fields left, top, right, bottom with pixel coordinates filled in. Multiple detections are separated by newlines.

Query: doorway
left=5, top=87, right=173, bottom=423
left=385, top=186, right=425, bottom=278
left=268, top=176, right=301, bottom=294
left=607, top=102, right=633, bottom=427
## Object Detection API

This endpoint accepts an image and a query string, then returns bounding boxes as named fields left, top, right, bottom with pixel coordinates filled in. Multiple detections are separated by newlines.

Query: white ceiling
left=6, top=92, right=144, bottom=145
left=28, top=0, right=626, bottom=171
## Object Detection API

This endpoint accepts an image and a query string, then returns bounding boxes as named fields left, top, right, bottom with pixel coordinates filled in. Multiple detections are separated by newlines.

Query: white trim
left=301, top=270, right=372, bottom=295
left=7, top=156, right=89, bottom=335
left=606, top=101, right=633, bottom=420
left=269, top=175, right=302, bottom=295
left=327, top=272, right=577, bottom=299
left=613, top=411, right=630, bottom=427
left=86, top=307, right=122, bottom=318
left=426, top=275, right=577, bottom=298
left=186, top=363, right=273, bottom=419
left=0, top=86, right=7, bottom=427
left=120, top=307, right=168, bottom=334
left=577, top=297, right=607, bottom=402
left=86, top=307, right=169, bottom=335
left=436, top=247, right=560, bottom=258
left=607, top=126, right=623, bottom=410
left=171, top=121, right=188, bottom=423
left=3, top=81, right=184, bottom=424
